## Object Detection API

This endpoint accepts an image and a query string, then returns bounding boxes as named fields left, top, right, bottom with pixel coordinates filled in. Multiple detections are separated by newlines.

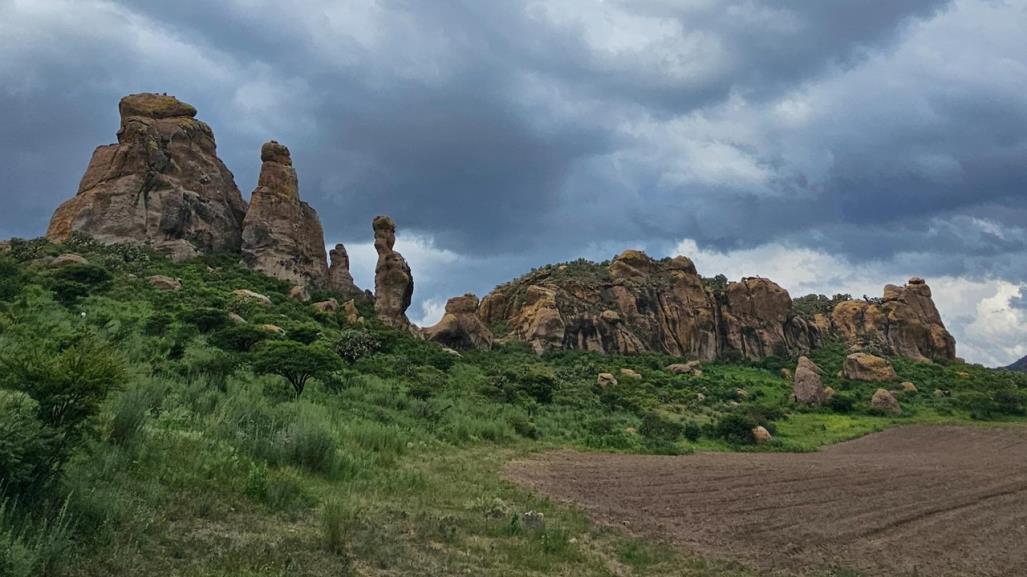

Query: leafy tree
left=180, top=308, right=230, bottom=333
left=251, top=341, right=343, bottom=396
left=334, top=329, right=383, bottom=363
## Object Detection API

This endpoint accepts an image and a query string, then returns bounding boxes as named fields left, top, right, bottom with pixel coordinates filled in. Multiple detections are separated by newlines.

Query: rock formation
left=327, top=244, right=363, bottom=299
left=241, top=141, right=329, bottom=289
left=831, top=278, right=955, bottom=361
left=423, top=294, right=494, bottom=350
left=793, top=356, right=826, bottom=405
left=720, top=278, right=820, bottom=360
left=871, top=388, right=902, bottom=415
left=843, top=353, right=898, bottom=382
left=47, top=93, right=247, bottom=259
left=372, top=216, right=413, bottom=328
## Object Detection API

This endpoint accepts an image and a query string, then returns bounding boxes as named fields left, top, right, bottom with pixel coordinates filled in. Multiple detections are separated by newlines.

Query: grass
left=0, top=236, right=1025, bottom=576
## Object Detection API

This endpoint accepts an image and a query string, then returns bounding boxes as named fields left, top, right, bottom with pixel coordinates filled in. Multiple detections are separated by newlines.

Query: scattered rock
left=780, top=367, right=793, bottom=381
left=441, top=347, right=462, bottom=357
left=752, top=426, right=772, bottom=444
left=232, top=289, right=272, bottom=307
left=288, top=285, right=311, bottom=302
left=47, top=93, right=247, bottom=255
left=666, top=361, right=702, bottom=375
left=899, top=381, right=918, bottom=393
left=423, top=294, right=494, bottom=350
left=619, top=368, right=642, bottom=380
left=147, top=275, right=181, bottom=291
left=241, top=141, right=329, bottom=289
left=372, top=216, right=413, bottom=329
left=823, top=386, right=836, bottom=400
left=228, top=312, right=247, bottom=325
left=312, top=299, right=338, bottom=313
left=50, top=253, right=88, bottom=267
left=843, top=353, right=898, bottom=382
left=793, top=356, right=826, bottom=405
left=695, top=393, right=706, bottom=402
left=259, top=324, right=286, bottom=336
left=342, top=299, right=363, bottom=325
left=597, top=373, right=618, bottom=387
left=735, top=388, right=748, bottom=400
left=871, top=388, right=902, bottom=415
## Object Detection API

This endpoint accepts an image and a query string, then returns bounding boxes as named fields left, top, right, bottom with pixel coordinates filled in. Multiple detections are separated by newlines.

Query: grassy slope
left=1, top=237, right=1025, bottom=577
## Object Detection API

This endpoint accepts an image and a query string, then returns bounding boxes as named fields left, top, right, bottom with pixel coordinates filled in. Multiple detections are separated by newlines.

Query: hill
left=1, top=236, right=1025, bottom=577
left=1008, top=355, right=1027, bottom=372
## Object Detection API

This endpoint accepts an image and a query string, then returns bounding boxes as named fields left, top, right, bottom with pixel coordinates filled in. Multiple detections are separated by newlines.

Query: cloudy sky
left=1, top=0, right=1025, bottom=366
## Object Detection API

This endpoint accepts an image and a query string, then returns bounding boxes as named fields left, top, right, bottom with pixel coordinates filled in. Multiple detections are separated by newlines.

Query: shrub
left=321, top=499, right=357, bottom=557
left=0, top=390, right=59, bottom=493
left=251, top=341, right=343, bottom=396
left=335, top=329, right=383, bottom=363
left=407, top=365, right=448, bottom=400
left=711, top=411, right=777, bottom=445
left=287, top=324, right=322, bottom=345
left=0, top=257, right=25, bottom=301
left=639, top=411, right=684, bottom=442
left=277, top=417, right=339, bottom=475
left=180, top=308, right=230, bottom=333
left=509, top=414, right=541, bottom=439
left=829, top=394, right=856, bottom=413
left=142, top=313, right=174, bottom=336
left=683, top=421, right=701, bottom=442
left=47, top=263, right=112, bottom=305
left=210, top=324, right=272, bottom=352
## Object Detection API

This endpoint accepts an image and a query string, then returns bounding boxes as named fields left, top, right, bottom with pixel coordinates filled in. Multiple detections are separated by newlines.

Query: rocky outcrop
left=478, top=250, right=809, bottom=360
left=372, top=216, right=413, bottom=328
left=47, top=93, right=247, bottom=259
left=241, top=141, right=328, bottom=289
left=793, top=356, right=826, bottom=405
left=831, top=278, right=955, bottom=361
left=327, top=244, right=363, bottom=299
left=843, top=353, right=898, bottom=382
left=423, top=294, right=494, bottom=350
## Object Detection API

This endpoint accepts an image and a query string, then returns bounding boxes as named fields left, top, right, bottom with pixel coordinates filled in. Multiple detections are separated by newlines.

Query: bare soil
left=506, top=426, right=1027, bottom=576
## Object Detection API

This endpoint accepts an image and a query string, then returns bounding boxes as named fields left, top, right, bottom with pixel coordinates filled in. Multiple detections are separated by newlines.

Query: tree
left=251, top=341, right=342, bottom=396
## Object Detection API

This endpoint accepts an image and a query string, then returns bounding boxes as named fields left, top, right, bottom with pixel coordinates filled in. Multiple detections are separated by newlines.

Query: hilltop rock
left=372, top=216, right=414, bottom=329
left=843, top=353, right=898, bottom=382
left=241, top=141, right=329, bottom=290
left=423, top=294, right=494, bottom=350
left=832, top=278, right=955, bottom=361
left=47, top=93, right=247, bottom=258
left=721, top=277, right=818, bottom=360
left=793, top=356, right=826, bottom=405
left=327, top=244, right=363, bottom=299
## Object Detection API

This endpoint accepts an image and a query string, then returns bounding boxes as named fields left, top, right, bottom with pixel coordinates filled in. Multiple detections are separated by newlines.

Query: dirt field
left=506, top=426, right=1027, bottom=577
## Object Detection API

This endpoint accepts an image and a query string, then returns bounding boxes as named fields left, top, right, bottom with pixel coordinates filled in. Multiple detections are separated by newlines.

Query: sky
left=0, top=0, right=1024, bottom=366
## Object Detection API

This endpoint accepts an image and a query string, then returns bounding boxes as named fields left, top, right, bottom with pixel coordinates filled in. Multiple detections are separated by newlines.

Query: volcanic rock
left=793, top=356, right=826, bottom=405
left=328, top=244, right=363, bottom=299
left=372, top=216, right=414, bottom=329
left=843, top=353, right=898, bottom=382
left=423, top=294, right=494, bottom=350
left=241, top=141, right=329, bottom=290
left=47, top=93, right=247, bottom=258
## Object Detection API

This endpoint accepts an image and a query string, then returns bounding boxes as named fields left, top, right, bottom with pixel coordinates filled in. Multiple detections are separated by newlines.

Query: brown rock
left=423, top=294, right=494, bottom=350
left=147, top=275, right=181, bottom=291
left=47, top=93, right=247, bottom=257
left=871, top=388, right=902, bottom=415
left=50, top=253, right=88, bottom=267
left=228, top=312, right=247, bottom=325
left=899, top=381, right=918, bottom=393
left=232, top=289, right=272, bottom=307
left=289, top=285, right=311, bottom=302
left=619, top=368, right=642, bottom=380
left=372, top=216, right=414, bottom=329
left=342, top=299, right=363, bottom=325
left=327, top=244, right=363, bottom=299
left=793, top=356, right=826, bottom=405
left=720, top=277, right=816, bottom=360
left=666, top=361, right=702, bottom=375
left=597, top=373, right=618, bottom=387
left=752, top=426, right=772, bottom=444
left=823, top=386, right=836, bottom=400
left=843, top=353, right=898, bottom=382
left=312, top=299, right=338, bottom=313
left=241, top=141, right=328, bottom=290
left=259, top=324, right=286, bottom=336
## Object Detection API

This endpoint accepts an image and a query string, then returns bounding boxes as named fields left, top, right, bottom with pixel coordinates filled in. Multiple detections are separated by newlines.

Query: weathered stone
left=372, top=216, right=414, bottom=329
left=871, top=388, right=902, bottom=415
left=259, top=324, right=286, bottom=336
left=619, top=368, right=642, bottom=380
left=823, top=386, right=836, bottom=400
left=241, top=141, right=329, bottom=290
left=342, top=299, right=363, bottom=325
left=666, top=361, right=702, bottom=375
left=720, top=277, right=817, bottom=360
left=327, top=244, right=363, bottom=299
left=47, top=94, right=247, bottom=256
left=793, top=356, right=826, bottom=405
left=50, top=253, right=88, bottom=267
left=289, top=285, right=311, bottom=302
left=899, top=381, right=918, bottom=393
left=843, top=353, right=898, bottom=382
left=597, top=373, right=618, bottom=387
left=228, top=312, right=247, bottom=325
left=232, top=289, right=272, bottom=307
left=423, top=294, right=494, bottom=350
left=752, top=426, right=772, bottom=444
left=312, top=299, right=338, bottom=313
left=147, top=275, right=181, bottom=291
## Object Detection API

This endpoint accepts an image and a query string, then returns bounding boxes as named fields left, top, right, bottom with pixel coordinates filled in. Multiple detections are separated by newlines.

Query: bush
left=711, top=410, right=778, bottom=445
left=287, top=324, right=322, bottom=345
left=0, top=257, right=25, bottom=301
left=639, top=411, right=684, bottom=442
left=277, top=417, right=339, bottom=475
left=210, top=324, right=273, bottom=352
left=180, top=308, right=230, bottom=333
left=407, top=365, right=448, bottom=400
left=0, top=390, right=59, bottom=493
left=829, top=394, right=856, bottom=413
left=251, top=341, right=343, bottom=396
left=47, top=263, right=112, bottom=305
left=335, top=329, right=383, bottom=363
left=683, top=421, right=701, bottom=442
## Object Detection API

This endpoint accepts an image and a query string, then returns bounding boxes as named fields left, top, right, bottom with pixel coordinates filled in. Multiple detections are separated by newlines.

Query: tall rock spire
left=240, top=141, right=329, bottom=289
left=372, top=216, right=413, bottom=328
left=47, top=93, right=247, bottom=260
left=328, top=243, right=364, bottom=299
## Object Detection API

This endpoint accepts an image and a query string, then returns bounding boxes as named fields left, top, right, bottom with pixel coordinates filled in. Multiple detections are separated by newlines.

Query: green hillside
left=2, top=236, right=1025, bottom=577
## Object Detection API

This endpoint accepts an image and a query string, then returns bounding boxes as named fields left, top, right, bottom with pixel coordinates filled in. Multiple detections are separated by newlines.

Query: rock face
left=793, top=356, right=826, bottom=405
left=843, top=353, right=898, bottom=382
left=327, top=244, right=363, bottom=299
left=831, top=278, right=955, bottom=361
left=423, top=294, right=494, bottom=350
left=47, top=93, right=247, bottom=259
left=372, top=216, right=413, bottom=328
left=241, top=141, right=329, bottom=289
left=478, top=250, right=815, bottom=359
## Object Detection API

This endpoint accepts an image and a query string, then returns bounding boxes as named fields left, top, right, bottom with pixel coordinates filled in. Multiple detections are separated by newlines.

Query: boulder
left=259, top=324, right=286, bottom=336
left=288, top=285, right=311, bottom=303
left=312, top=299, right=338, bottom=313
left=50, top=253, right=88, bottom=267
left=843, top=353, right=898, bottom=382
left=228, top=312, right=247, bottom=325
left=899, top=381, right=918, bottom=393
left=147, top=275, right=181, bottom=291
left=372, top=216, right=414, bottom=329
left=47, top=93, right=247, bottom=256
left=823, top=386, right=836, bottom=400
left=793, top=356, right=826, bottom=405
left=871, top=388, right=902, bottom=415
left=619, top=368, right=642, bottom=380
left=752, top=426, right=772, bottom=444
left=232, top=289, right=272, bottom=307
left=695, top=392, right=706, bottom=402
left=342, top=299, right=363, bottom=325
left=241, top=141, right=329, bottom=289
left=327, top=244, right=363, bottom=299
left=666, top=361, right=702, bottom=375
left=423, top=294, right=494, bottom=350
left=596, top=373, right=618, bottom=387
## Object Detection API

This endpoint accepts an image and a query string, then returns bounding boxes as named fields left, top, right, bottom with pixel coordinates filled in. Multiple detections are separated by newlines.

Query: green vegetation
left=0, top=236, right=1024, bottom=576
